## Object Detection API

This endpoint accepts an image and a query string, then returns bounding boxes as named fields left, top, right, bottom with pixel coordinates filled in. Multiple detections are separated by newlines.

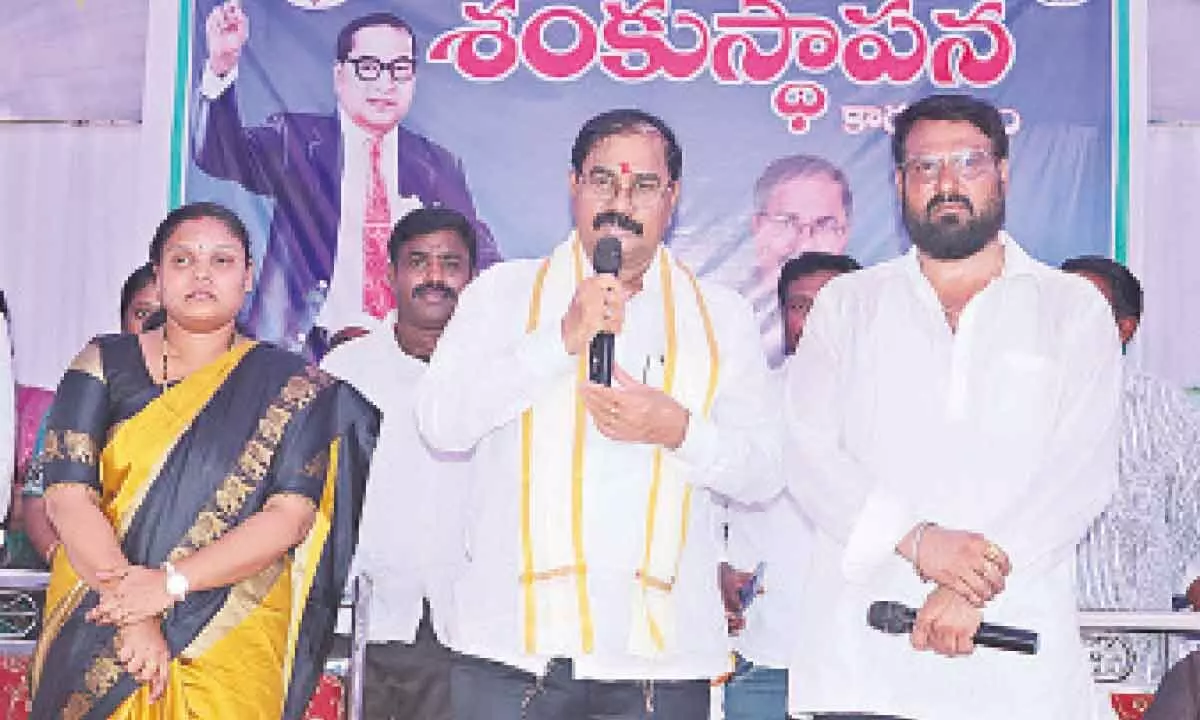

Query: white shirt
left=415, top=252, right=782, bottom=680
left=0, top=315, right=13, bottom=523
left=200, top=66, right=423, bottom=336
left=723, top=369, right=813, bottom=670
left=783, top=235, right=1121, bottom=719
left=321, top=317, right=472, bottom=644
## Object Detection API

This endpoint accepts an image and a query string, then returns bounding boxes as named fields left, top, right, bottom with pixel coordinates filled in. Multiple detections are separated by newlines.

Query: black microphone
left=589, top=236, right=622, bottom=385
left=867, top=600, right=1040, bottom=655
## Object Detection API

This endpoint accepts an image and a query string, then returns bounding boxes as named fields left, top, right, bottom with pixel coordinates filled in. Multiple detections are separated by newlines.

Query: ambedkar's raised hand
left=205, top=0, right=249, bottom=77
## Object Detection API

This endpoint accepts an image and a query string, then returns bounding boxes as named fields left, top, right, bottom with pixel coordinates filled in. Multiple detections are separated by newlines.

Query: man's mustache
left=592, top=210, right=644, bottom=237
left=413, top=283, right=457, bottom=300
left=927, top=193, right=974, bottom=217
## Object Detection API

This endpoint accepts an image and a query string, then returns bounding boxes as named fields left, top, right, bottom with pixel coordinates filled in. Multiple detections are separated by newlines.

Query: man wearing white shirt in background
left=784, top=94, right=1121, bottom=719
left=322, top=207, right=477, bottom=720
left=416, top=108, right=780, bottom=719
left=719, top=251, right=860, bottom=720
left=1065, top=255, right=1200, bottom=687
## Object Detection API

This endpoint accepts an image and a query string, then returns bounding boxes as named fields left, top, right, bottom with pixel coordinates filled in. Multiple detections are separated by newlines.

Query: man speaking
left=417, top=109, right=780, bottom=719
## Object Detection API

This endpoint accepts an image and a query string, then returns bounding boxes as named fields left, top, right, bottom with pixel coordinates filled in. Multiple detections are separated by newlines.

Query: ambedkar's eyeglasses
left=344, top=55, right=416, bottom=83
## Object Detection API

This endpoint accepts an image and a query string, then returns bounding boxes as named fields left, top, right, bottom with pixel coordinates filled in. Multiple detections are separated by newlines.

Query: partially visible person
left=29, top=201, right=379, bottom=719
left=719, top=250, right=860, bottom=720
left=1143, top=649, right=1200, bottom=720
left=744, top=155, right=854, bottom=365
left=321, top=207, right=476, bottom=720
left=778, top=251, right=862, bottom=357
left=0, top=293, right=13, bottom=533
left=1066, top=255, right=1200, bottom=686
left=784, top=94, right=1121, bottom=719
left=417, top=108, right=780, bottom=720
left=196, top=3, right=500, bottom=357
left=14, top=264, right=164, bottom=570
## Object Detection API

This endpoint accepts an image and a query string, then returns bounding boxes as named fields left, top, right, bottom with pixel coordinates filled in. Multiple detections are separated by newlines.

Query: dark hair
left=336, top=13, right=416, bottom=61
left=1061, top=255, right=1143, bottom=320
left=0, top=290, right=7, bottom=320
left=778, top=252, right=862, bottom=308
left=891, top=94, right=1008, bottom=167
left=754, top=154, right=853, bottom=219
left=571, top=109, right=683, bottom=182
left=119, top=262, right=157, bottom=323
left=149, top=201, right=251, bottom=265
left=387, top=206, right=478, bottom=269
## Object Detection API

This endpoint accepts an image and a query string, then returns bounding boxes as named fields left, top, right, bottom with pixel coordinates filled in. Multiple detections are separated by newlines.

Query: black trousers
left=450, top=654, right=710, bottom=720
left=334, top=600, right=456, bottom=720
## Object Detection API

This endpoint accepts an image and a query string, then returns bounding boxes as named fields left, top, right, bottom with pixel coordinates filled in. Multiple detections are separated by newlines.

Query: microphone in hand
left=867, top=600, right=1039, bottom=655
left=589, top=236, right=622, bottom=386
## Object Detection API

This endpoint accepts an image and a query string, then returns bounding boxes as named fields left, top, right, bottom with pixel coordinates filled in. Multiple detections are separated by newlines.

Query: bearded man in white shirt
left=783, top=94, right=1122, bottom=720
left=322, top=206, right=477, bottom=720
left=416, top=108, right=780, bottom=720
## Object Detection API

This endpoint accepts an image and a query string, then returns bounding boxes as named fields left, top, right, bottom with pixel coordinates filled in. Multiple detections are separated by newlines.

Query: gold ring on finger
left=984, top=542, right=1002, bottom=562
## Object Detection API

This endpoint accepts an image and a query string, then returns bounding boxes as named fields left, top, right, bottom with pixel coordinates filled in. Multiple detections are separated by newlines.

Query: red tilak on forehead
left=619, top=162, right=631, bottom=175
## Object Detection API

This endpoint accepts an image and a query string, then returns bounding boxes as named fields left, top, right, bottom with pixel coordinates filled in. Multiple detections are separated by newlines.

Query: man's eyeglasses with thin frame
left=900, top=148, right=997, bottom=184
left=344, top=55, right=416, bottom=83
left=756, top=213, right=846, bottom=240
left=579, top=167, right=672, bottom=209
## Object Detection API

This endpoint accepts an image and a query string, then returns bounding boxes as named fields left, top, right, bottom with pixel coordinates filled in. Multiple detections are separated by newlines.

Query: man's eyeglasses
left=757, top=213, right=845, bottom=240
left=901, top=148, right=997, bottom=184
left=580, top=167, right=672, bottom=209
left=344, top=55, right=416, bottom=83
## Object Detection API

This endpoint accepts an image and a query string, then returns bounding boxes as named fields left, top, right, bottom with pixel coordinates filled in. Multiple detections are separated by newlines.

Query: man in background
left=322, top=207, right=476, bottom=719
left=777, top=251, right=862, bottom=357
left=719, top=250, right=860, bottom=719
left=196, top=2, right=500, bottom=356
left=1066, top=255, right=1200, bottom=687
left=745, top=155, right=853, bottom=365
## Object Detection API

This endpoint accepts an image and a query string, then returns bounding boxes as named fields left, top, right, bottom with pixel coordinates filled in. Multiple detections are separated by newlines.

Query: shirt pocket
left=980, top=351, right=1056, bottom=453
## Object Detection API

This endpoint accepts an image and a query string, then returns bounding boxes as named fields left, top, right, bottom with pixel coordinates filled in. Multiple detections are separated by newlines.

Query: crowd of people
left=1, top=6, right=1198, bottom=720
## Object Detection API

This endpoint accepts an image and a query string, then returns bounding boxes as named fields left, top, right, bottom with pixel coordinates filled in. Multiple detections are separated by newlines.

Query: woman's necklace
left=161, top=326, right=237, bottom=386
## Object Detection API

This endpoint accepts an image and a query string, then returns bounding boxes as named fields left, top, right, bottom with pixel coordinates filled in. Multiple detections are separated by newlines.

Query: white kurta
left=725, top=370, right=814, bottom=670
left=415, top=249, right=782, bottom=680
left=321, top=318, right=473, bottom=644
left=783, top=235, right=1121, bottom=719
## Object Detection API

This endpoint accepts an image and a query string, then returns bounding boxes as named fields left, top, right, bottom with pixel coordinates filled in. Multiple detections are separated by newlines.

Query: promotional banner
left=180, top=0, right=1116, bottom=355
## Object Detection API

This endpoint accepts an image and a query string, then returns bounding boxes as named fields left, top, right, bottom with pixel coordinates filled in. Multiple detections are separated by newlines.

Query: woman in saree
left=29, top=201, right=380, bottom=719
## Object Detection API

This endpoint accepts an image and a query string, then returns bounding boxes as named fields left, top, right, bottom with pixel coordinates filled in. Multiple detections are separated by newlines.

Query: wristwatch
left=162, top=561, right=190, bottom=603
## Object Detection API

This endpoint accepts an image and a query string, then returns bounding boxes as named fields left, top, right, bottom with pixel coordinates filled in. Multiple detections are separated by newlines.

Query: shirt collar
left=337, top=106, right=399, bottom=151
left=903, top=230, right=1037, bottom=281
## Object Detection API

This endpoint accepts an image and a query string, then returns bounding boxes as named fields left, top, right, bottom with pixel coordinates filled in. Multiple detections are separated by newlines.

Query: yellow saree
left=30, top=334, right=378, bottom=720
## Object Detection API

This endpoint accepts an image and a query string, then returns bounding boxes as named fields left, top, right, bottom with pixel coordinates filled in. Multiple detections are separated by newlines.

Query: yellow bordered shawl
left=519, top=234, right=719, bottom=658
